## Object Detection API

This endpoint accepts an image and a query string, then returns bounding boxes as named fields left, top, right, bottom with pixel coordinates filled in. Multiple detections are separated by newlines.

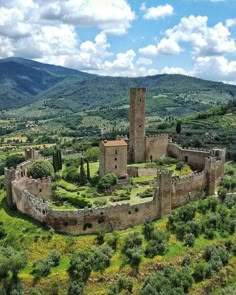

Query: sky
left=0, top=0, right=236, bottom=84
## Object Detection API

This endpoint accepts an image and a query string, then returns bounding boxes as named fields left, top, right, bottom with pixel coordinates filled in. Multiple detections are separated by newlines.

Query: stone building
left=99, top=139, right=128, bottom=178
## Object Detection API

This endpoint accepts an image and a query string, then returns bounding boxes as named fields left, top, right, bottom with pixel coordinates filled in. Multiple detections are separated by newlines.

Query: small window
left=39, top=188, right=42, bottom=193
left=115, top=165, right=117, bottom=169
left=139, top=124, right=142, bottom=128
left=115, top=150, right=118, bottom=155
left=115, top=158, right=117, bottom=161
left=184, top=156, right=188, bottom=163
left=140, top=98, right=142, bottom=102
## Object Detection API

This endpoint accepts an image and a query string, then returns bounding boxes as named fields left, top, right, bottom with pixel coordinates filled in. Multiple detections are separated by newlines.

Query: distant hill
left=36, top=74, right=236, bottom=117
left=0, top=57, right=95, bottom=110
left=0, top=57, right=236, bottom=118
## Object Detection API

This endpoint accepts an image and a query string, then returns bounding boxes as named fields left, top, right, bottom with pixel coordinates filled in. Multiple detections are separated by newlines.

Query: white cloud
left=40, top=0, right=135, bottom=35
left=136, top=57, right=152, bottom=65
left=165, top=15, right=236, bottom=56
left=142, top=3, right=174, bottom=20
left=139, top=38, right=181, bottom=56
left=161, top=66, right=188, bottom=75
left=140, top=15, right=236, bottom=58
left=226, top=18, right=236, bottom=28
left=192, top=56, right=236, bottom=84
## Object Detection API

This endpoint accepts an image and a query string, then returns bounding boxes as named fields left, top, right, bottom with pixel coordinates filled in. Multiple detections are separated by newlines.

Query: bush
left=27, top=160, right=54, bottom=179
left=31, top=259, right=51, bottom=278
left=106, top=233, right=118, bottom=250
left=193, top=262, right=208, bottom=282
left=176, top=162, right=184, bottom=171
left=48, top=250, right=61, bottom=267
left=62, top=166, right=80, bottom=183
left=5, top=154, right=25, bottom=169
left=96, top=230, right=105, bottom=245
left=93, top=199, right=107, bottom=207
left=84, top=147, right=100, bottom=162
left=97, top=173, right=118, bottom=191
left=117, top=277, right=133, bottom=293
left=184, top=233, right=195, bottom=247
left=91, top=245, right=113, bottom=272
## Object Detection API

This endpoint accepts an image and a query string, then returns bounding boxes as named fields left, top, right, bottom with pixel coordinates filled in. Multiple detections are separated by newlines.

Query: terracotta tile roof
left=102, top=139, right=127, bottom=147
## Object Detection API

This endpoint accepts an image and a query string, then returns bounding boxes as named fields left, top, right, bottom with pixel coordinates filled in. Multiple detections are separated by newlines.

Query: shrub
left=48, top=250, right=61, bottom=267
left=31, top=259, right=51, bottom=278
left=96, top=230, right=105, bottom=245
left=62, top=167, right=80, bottom=183
left=5, top=154, right=25, bottom=169
left=143, top=221, right=155, bottom=240
left=176, top=162, right=184, bottom=171
left=68, top=281, right=85, bottom=295
left=94, top=199, right=107, bottom=207
left=97, top=173, right=118, bottom=191
left=184, top=233, right=195, bottom=247
left=106, top=232, right=118, bottom=250
left=68, top=251, right=93, bottom=283
left=193, top=262, right=208, bottom=282
left=182, top=255, right=191, bottom=267
left=205, top=229, right=215, bottom=240
left=91, top=245, right=113, bottom=273
left=27, top=160, right=54, bottom=179
left=117, top=277, right=133, bottom=293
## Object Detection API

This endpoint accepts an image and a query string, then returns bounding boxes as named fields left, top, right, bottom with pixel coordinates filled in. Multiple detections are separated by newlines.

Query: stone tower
left=129, top=88, right=146, bottom=163
left=4, top=167, right=16, bottom=209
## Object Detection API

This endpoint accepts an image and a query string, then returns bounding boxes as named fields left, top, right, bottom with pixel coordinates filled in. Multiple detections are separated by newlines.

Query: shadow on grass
left=0, top=193, right=49, bottom=231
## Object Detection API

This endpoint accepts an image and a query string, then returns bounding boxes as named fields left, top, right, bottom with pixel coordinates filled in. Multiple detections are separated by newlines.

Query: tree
left=0, top=247, right=27, bottom=281
left=143, top=221, right=154, bottom=240
left=52, top=149, right=62, bottom=173
left=86, top=159, right=90, bottom=180
left=84, top=147, right=100, bottom=162
left=27, top=160, right=54, bottom=179
left=5, top=154, right=25, bottom=169
left=176, top=120, right=182, bottom=134
left=97, top=173, right=118, bottom=191
left=91, top=245, right=113, bottom=273
left=79, top=157, right=87, bottom=185
left=184, top=233, right=195, bottom=247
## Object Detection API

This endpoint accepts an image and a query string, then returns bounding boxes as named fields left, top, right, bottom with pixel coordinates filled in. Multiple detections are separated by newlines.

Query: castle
left=4, top=88, right=226, bottom=234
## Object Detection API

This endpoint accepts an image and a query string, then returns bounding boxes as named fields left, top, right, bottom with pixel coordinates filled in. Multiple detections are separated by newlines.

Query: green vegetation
left=27, top=160, right=54, bottom=179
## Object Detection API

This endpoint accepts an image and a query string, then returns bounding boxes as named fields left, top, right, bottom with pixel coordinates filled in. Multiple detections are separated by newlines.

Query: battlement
left=172, top=171, right=206, bottom=185
left=146, top=134, right=169, bottom=139
left=168, top=142, right=210, bottom=153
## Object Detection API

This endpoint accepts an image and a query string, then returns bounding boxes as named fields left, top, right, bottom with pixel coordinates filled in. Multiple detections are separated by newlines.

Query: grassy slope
left=0, top=186, right=235, bottom=294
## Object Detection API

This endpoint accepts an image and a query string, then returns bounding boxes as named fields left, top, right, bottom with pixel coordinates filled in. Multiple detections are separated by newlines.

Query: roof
left=102, top=139, right=127, bottom=147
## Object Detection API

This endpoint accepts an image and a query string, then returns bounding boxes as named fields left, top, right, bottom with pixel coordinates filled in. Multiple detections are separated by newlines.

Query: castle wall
left=145, top=134, right=169, bottom=162
left=11, top=185, right=160, bottom=234
left=167, top=143, right=211, bottom=170
left=12, top=177, right=52, bottom=201
left=171, top=171, right=207, bottom=209
left=127, top=167, right=157, bottom=177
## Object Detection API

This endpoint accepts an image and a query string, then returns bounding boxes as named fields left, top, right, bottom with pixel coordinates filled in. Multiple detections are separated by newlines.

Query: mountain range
left=0, top=57, right=236, bottom=118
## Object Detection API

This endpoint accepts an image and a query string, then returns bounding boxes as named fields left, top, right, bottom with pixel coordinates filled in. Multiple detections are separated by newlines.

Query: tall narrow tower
left=129, top=88, right=146, bottom=163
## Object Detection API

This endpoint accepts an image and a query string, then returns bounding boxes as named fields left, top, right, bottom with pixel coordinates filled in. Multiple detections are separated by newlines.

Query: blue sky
left=0, top=0, right=236, bottom=83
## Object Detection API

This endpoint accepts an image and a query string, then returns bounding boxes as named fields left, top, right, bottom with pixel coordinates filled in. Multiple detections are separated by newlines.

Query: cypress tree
left=53, top=150, right=59, bottom=172
left=86, top=159, right=90, bottom=180
left=80, top=157, right=87, bottom=185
